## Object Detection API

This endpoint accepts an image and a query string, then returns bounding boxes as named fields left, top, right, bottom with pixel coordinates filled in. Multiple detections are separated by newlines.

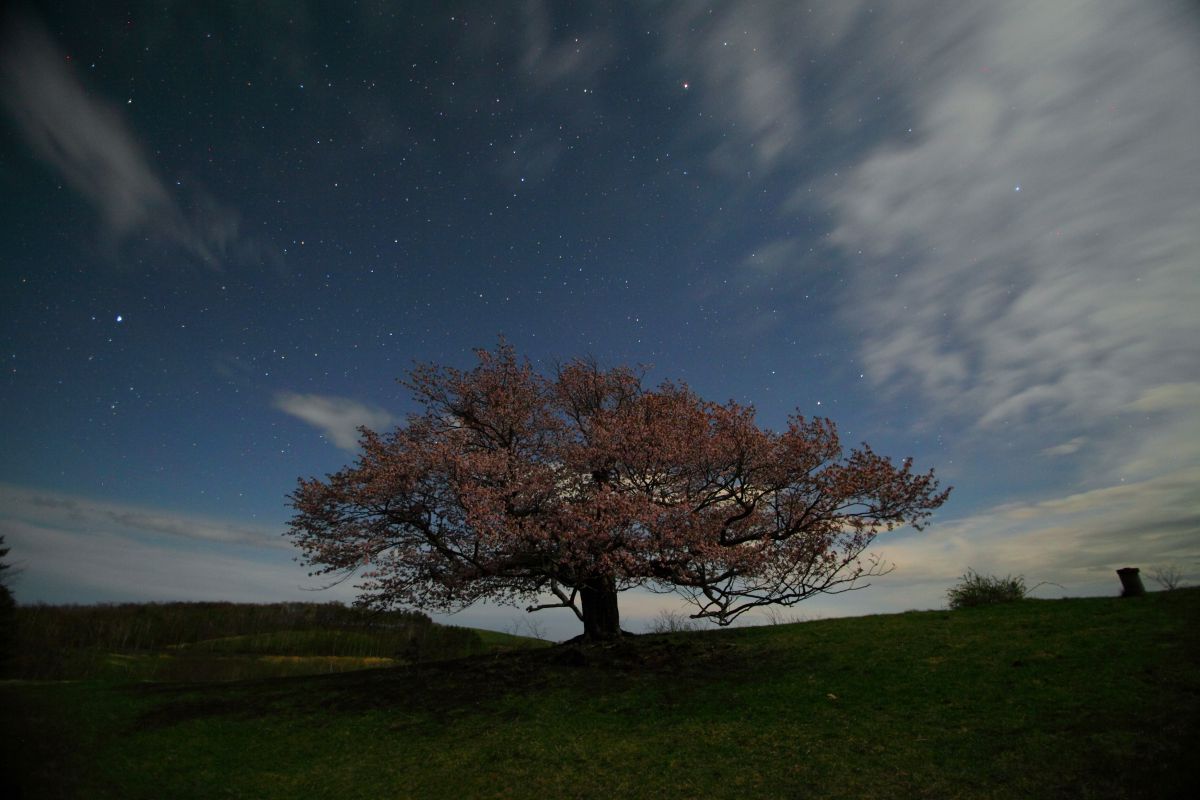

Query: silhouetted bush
left=647, top=609, right=699, bottom=634
left=0, top=584, right=14, bottom=669
left=1151, top=564, right=1187, bottom=591
left=0, top=535, right=14, bottom=668
left=946, top=569, right=1027, bottom=609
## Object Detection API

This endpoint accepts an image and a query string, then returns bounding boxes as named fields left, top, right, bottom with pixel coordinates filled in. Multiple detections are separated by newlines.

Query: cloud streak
left=0, top=483, right=284, bottom=548
left=665, top=0, right=1199, bottom=470
left=0, top=10, right=264, bottom=268
left=656, top=1, right=1200, bottom=606
left=0, top=517, right=344, bottom=606
left=818, top=2, right=1200, bottom=440
left=877, top=465, right=1200, bottom=592
left=274, top=392, right=396, bottom=450
left=660, top=4, right=811, bottom=172
left=518, top=0, right=612, bottom=91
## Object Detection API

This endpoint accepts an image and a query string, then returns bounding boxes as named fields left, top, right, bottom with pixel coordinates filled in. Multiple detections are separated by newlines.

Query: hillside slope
left=4, top=589, right=1197, bottom=799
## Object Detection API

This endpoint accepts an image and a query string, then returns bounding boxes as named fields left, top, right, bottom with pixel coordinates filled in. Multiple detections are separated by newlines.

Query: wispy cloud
left=738, top=462, right=1199, bottom=620
left=0, top=10, right=267, bottom=269
left=659, top=4, right=838, bottom=172
left=817, top=2, right=1200, bottom=441
left=518, top=0, right=612, bottom=91
left=1041, top=438, right=1086, bottom=459
left=654, top=2, right=1200, bottom=605
left=0, top=516, right=346, bottom=605
left=0, top=484, right=284, bottom=548
left=274, top=392, right=396, bottom=450
left=664, top=0, right=1199, bottom=469
left=877, top=465, right=1200, bottom=593
left=740, top=238, right=805, bottom=275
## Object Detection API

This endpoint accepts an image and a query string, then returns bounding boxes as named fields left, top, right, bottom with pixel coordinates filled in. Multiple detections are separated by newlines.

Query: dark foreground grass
left=4, top=589, right=1197, bottom=799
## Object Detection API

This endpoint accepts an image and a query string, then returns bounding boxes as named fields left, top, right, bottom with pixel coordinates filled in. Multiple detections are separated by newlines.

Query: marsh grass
left=3, top=589, right=1196, bottom=799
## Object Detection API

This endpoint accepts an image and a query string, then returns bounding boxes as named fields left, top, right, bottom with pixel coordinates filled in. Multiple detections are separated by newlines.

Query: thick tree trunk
left=579, top=574, right=621, bottom=640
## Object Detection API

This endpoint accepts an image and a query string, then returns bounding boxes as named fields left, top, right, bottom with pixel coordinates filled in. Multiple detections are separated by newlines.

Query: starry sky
left=2, top=1, right=1198, bottom=639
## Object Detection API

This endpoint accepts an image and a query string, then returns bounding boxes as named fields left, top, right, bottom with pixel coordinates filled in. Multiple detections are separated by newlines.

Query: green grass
left=3, top=589, right=1197, bottom=799
left=176, top=628, right=422, bottom=657
left=170, top=626, right=548, bottom=657
left=4, top=602, right=534, bottom=681
left=470, top=627, right=554, bottom=651
left=2, top=626, right=545, bottom=683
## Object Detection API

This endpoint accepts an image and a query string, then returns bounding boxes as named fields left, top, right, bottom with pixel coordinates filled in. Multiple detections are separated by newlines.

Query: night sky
left=3, top=1, right=1197, bottom=639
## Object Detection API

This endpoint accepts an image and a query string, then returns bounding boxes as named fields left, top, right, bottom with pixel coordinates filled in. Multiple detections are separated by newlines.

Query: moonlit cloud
left=1041, top=438, right=1086, bottom=458
left=816, top=3, right=1200, bottom=598
left=0, top=483, right=284, bottom=548
left=1127, top=383, right=1200, bottom=414
left=660, top=0, right=1199, bottom=604
left=820, top=2, right=1200, bottom=439
left=0, top=517, right=351, bottom=605
left=659, top=3, right=852, bottom=172
left=519, top=0, right=611, bottom=90
left=0, top=10, right=263, bottom=268
left=740, top=238, right=804, bottom=275
left=274, top=392, right=396, bottom=450
left=667, top=1, right=1199, bottom=444
left=876, top=466, right=1200, bottom=592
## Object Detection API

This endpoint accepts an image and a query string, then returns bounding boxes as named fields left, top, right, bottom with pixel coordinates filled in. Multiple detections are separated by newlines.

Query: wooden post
left=1116, top=567, right=1145, bottom=597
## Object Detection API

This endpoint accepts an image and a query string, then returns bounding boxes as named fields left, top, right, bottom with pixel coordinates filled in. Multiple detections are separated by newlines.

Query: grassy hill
left=2, top=601, right=549, bottom=682
left=3, top=589, right=1197, bottom=799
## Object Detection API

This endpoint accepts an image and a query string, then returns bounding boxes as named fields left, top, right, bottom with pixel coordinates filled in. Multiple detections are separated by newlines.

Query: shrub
left=0, top=535, right=14, bottom=668
left=647, top=609, right=699, bottom=634
left=1150, top=564, right=1187, bottom=591
left=946, top=569, right=1027, bottom=609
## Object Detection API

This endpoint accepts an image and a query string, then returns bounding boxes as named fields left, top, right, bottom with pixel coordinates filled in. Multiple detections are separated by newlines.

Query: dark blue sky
left=3, top=1, right=1197, bottom=638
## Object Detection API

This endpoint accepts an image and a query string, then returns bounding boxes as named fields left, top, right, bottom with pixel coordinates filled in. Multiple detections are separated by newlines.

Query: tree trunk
left=579, top=574, right=621, bottom=640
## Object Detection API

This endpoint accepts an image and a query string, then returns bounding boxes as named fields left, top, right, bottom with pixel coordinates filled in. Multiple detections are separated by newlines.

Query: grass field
left=3, top=589, right=1197, bottom=799
left=3, top=601, right=548, bottom=682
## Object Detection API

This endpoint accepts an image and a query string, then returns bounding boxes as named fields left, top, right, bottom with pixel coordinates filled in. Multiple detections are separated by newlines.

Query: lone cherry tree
left=287, top=343, right=950, bottom=640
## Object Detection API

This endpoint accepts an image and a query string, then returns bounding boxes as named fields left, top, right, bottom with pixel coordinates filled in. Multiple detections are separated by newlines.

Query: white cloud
left=659, top=3, right=822, bottom=172
left=0, top=10, right=264, bottom=268
left=819, top=1, right=1200, bottom=440
left=874, top=464, right=1200, bottom=599
left=1041, top=437, right=1086, bottom=458
left=0, top=483, right=597, bottom=639
left=1104, top=385, right=1200, bottom=483
left=740, top=238, right=805, bottom=275
left=663, top=2, right=1198, bottom=500
left=0, top=483, right=284, bottom=548
left=0, top=518, right=323, bottom=605
left=519, top=0, right=611, bottom=90
left=656, top=3, right=1199, bottom=618
left=664, top=2, right=1199, bottom=449
left=274, top=392, right=396, bottom=450
left=1127, top=383, right=1200, bottom=414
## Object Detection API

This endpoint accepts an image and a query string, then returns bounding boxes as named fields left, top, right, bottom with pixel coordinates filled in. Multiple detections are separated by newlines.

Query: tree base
left=559, top=629, right=639, bottom=645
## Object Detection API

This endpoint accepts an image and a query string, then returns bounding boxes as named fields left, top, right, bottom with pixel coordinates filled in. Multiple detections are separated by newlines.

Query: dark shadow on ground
left=131, top=633, right=752, bottom=731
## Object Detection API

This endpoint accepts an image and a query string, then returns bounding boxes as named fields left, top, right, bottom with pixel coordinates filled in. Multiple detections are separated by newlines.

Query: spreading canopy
left=287, top=343, right=950, bottom=638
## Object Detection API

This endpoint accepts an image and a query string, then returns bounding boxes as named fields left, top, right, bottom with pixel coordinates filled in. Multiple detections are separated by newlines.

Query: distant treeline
left=4, top=601, right=485, bottom=680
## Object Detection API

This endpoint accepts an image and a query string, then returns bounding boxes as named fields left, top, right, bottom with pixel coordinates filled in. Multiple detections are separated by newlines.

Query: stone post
left=1116, top=567, right=1145, bottom=597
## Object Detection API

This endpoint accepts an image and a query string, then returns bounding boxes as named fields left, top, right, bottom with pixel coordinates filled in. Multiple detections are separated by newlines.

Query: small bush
left=647, top=609, right=699, bottom=634
left=947, top=569, right=1027, bottom=609
left=1150, top=564, right=1187, bottom=591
